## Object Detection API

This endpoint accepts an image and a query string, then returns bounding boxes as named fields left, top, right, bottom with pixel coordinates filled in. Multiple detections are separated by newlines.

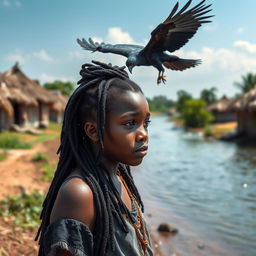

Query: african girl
left=36, top=61, right=154, bottom=256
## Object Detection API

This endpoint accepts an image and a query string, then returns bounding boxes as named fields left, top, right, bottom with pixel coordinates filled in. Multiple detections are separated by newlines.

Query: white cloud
left=39, top=73, right=75, bottom=84
left=33, top=49, right=55, bottom=62
left=4, top=50, right=28, bottom=64
left=233, top=40, right=256, bottom=54
left=106, top=27, right=135, bottom=44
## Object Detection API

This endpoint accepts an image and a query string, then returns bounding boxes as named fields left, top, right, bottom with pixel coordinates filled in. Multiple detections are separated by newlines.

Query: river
left=133, top=115, right=256, bottom=256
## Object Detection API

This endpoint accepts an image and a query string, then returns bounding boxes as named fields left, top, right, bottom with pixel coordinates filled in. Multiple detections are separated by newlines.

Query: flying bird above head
left=77, top=0, right=213, bottom=84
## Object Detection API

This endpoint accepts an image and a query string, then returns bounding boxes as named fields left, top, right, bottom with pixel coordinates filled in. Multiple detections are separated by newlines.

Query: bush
left=0, top=190, right=45, bottom=228
left=42, top=163, right=56, bottom=181
left=0, top=134, right=31, bottom=149
left=31, top=153, right=49, bottom=162
left=181, top=99, right=214, bottom=128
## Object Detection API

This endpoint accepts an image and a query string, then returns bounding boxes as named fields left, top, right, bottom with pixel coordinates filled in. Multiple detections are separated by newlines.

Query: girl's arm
left=49, top=177, right=95, bottom=256
left=50, top=177, right=95, bottom=230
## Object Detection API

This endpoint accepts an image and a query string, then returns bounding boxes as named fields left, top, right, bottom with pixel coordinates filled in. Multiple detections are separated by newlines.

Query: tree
left=200, top=87, right=217, bottom=105
left=234, top=73, right=256, bottom=93
left=147, top=95, right=174, bottom=112
left=181, top=99, right=214, bottom=128
left=176, top=90, right=193, bottom=113
left=43, top=80, right=75, bottom=97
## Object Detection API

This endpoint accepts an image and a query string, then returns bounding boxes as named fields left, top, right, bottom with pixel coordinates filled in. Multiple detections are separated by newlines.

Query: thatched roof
left=207, top=95, right=234, bottom=112
left=0, top=81, right=13, bottom=116
left=229, top=87, right=256, bottom=111
left=2, top=63, right=55, bottom=104
left=49, top=90, right=68, bottom=113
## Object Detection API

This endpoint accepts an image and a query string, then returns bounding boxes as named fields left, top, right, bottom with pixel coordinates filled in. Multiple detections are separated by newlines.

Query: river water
left=133, top=116, right=256, bottom=256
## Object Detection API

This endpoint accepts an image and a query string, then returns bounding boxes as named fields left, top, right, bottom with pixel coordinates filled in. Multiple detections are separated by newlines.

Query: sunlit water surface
left=133, top=116, right=256, bottom=256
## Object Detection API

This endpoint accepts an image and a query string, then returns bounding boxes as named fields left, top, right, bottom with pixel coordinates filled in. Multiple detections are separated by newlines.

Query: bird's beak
left=128, top=65, right=134, bottom=74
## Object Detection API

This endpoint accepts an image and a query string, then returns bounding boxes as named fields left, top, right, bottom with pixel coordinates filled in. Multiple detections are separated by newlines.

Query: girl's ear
left=84, top=122, right=99, bottom=142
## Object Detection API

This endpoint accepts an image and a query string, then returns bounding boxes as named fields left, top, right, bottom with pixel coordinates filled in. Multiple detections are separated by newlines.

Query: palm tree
left=200, top=87, right=217, bottom=105
left=234, top=73, right=256, bottom=93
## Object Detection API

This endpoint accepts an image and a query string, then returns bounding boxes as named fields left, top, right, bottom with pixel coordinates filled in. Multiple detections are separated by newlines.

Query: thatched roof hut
left=0, top=83, right=13, bottom=116
left=207, top=96, right=236, bottom=123
left=0, top=63, right=56, bottom=129
left=49, top=90, right=68, bottom=113
left=207, top=95, right=234, bottom=113
left=49, top=90, right=68, bottom=123
left=228, top=88, right=256, bottom=111
left=228, top=87, right=256, bottom=138
left=1, top=63, right=55, bottom=104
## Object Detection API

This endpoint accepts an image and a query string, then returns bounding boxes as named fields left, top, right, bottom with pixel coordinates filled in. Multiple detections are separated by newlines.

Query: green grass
left=34, top=133, right=57, bottom=143
left=31, top=152, right=49, bottom=162
left=0, top=133, right=32, bottom=149
left=0, top=190, right=45, bottom=228
left=0, top=150, right=8, bottom=161
left=48, top=122, right=61, bottom=132
left=42, top=162, right=56, bottom=181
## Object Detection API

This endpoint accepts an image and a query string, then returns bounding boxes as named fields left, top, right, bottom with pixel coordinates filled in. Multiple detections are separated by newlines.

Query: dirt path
left=0, top=139, right=59, bottom=200
left=0, top=138, right=59, bottom=256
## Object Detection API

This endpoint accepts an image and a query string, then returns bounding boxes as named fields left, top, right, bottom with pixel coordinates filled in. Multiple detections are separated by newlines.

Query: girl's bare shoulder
left=50, top=170, right=95, bottom=230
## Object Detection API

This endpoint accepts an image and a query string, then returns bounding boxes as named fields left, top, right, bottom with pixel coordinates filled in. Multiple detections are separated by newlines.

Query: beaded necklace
left=117, top=172, right=149, bottom=256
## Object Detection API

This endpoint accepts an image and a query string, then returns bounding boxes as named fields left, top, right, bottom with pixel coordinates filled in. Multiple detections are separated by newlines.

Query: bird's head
left=126, top=56, right=137, bottom=74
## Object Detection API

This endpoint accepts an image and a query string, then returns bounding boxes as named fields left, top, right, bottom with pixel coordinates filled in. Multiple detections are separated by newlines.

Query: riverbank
left=169, top=115, right=237, bottom=139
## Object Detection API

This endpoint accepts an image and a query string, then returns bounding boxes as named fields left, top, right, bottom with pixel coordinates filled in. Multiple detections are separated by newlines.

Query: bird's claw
left=157, top=73, right=166, bottom=84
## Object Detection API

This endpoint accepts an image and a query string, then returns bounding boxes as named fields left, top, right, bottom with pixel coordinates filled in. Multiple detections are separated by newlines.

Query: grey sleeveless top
left=42, top=175, right=154, bottom=256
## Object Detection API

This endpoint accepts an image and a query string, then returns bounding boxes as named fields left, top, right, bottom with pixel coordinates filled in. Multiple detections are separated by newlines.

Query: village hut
left=0, top=78, right=13, bottom=131
left=206, top=95, right=236, bottom=123
left=1, top=63, right=55, bottom=129
left=48, top=90, right=68, bottom=123
left=228, top=88, right=256, bottom=138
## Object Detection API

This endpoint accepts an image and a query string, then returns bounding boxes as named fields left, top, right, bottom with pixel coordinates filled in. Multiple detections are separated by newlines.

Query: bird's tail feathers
left=163, top=58, right=201, bottom=71
left=77, top=38, right=101, bottom=52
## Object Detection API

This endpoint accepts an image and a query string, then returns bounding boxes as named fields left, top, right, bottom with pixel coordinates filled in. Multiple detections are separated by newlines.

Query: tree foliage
left=147, top=95, right=175, bottom=112
left=43, top=80, right=75, bottom=97
left=181, top=99, right=214, bottom=128
left=234, top=73, right=256, bottom=93
left=176, top=90, right=193, bottom=113
left=200, top=87, right=217, bottom=105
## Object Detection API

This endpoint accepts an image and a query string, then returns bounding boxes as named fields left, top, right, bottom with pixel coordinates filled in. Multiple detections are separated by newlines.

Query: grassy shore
left=169, top=115, right=237, bottom=139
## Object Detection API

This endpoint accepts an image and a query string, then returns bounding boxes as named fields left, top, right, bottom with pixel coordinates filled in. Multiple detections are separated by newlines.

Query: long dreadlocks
left=36, top=61, right=144, bottom=255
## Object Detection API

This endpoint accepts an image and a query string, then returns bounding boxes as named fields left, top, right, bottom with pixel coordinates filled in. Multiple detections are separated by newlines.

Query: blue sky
left=1, top=0, right=256, bottom=99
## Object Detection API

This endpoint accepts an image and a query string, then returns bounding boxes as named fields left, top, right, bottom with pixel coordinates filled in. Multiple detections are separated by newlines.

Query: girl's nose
left=136, top=126, right=148, bottom=142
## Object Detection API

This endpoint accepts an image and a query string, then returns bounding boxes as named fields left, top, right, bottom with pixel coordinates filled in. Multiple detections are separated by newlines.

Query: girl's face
left=103, top=90, right=150, bottom=167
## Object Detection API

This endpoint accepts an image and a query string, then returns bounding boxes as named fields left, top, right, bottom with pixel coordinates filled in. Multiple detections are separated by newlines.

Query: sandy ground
left=0, top=138, right=169, bottom=256
left=0, top=138, right=59, bottom=256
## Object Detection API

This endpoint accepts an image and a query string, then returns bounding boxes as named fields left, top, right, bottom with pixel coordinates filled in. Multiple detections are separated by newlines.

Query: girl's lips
left=134, top=145, right=148, bottom=152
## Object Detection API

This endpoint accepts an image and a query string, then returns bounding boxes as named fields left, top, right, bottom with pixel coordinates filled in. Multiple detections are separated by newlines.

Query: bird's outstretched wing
left=77, top=38, right=144, bottom=58
left=140, top=0, right=213, bottom=56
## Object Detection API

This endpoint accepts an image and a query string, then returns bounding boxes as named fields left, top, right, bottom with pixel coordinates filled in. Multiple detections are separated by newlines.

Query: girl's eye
left=144, top=120, right=151, bottom=128
left=123, top=120, right=135, bottom=127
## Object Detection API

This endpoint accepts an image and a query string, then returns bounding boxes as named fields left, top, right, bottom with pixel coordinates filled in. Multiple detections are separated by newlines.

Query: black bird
left=77, top=0, right=213, bottom=84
